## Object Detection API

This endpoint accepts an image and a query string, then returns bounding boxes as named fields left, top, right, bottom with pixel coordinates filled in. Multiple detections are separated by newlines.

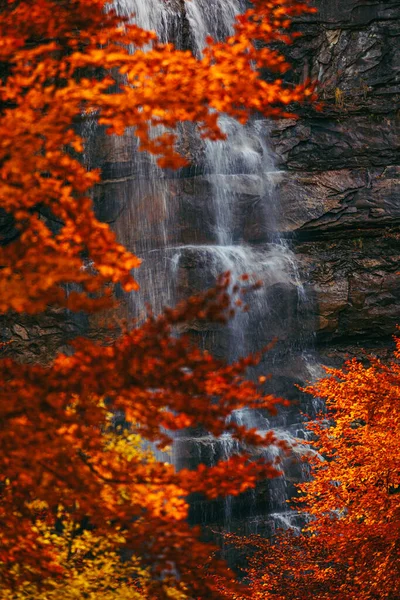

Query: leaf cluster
left=219, top=341, right=400, bottom=599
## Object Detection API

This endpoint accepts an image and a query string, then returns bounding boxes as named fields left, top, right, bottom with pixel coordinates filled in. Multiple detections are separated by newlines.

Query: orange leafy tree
left=218, top=341, right=400, bottom=599
left=0, top=0, right=317, bottom=597
left=214, top=531, right=349, bottom=600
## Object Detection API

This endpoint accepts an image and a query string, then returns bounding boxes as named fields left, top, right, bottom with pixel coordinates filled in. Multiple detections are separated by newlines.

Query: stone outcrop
left=270, top=0, right=400, bottom=360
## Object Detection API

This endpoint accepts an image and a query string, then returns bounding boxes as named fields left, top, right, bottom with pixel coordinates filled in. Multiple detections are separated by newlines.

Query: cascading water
left=105, top=0, right=320, bottom=535
left=113, top=0, right=173, bottom=43
left=186, top=0, right=244, bottom=53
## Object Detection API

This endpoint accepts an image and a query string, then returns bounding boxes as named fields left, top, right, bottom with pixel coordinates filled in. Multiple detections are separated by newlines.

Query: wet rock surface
left=0, top=310, right=88, bottom=363
left=271, top=0, right=400, bottom=359
left=297, top=234, right=400, bottom=345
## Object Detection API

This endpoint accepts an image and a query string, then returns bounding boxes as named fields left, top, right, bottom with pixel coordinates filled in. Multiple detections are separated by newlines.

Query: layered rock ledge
left=271, top=0, right=400, bottom=361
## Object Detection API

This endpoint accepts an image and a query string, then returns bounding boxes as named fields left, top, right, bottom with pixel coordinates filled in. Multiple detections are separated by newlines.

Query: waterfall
left=113, top=0, right=173, bottom=42
left=105, top=0, right=320, bottom=534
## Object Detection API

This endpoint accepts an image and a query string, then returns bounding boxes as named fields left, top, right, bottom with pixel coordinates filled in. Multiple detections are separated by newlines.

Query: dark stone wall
left=270, top=0, right=400, bottom=360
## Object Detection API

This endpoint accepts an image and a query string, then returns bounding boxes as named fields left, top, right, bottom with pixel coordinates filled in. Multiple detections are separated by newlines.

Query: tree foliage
left=1, top=279, right=291, bottom=599
left=3, top=436, right=179, bottom=600
left=0, top=0, right=317, bottom=597
left=296, top=342, right=400, bottom=599
left=219, top=341, right=400, bottom=599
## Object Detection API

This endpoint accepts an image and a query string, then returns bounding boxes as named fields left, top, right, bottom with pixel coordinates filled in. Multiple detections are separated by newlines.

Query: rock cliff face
left=272, top=0, right=400, bottom=362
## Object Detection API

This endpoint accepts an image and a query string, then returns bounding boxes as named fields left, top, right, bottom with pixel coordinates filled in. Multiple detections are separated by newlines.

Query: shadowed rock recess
left=2, top=0, right=399, bottom=534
